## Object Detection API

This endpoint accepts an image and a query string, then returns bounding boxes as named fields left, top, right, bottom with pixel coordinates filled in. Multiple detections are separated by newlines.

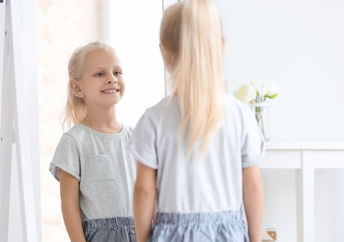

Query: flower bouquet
left=234, top=81, right=279, bottom=142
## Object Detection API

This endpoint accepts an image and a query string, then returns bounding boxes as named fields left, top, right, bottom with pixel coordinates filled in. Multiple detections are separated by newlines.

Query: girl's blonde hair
left=161, top=0, right=225, bottom=157
left=62, top=41, right=114, bottom=130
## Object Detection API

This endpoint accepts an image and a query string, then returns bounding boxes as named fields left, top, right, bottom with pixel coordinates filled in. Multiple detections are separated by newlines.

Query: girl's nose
left=108, top=77, right=117, bottom=84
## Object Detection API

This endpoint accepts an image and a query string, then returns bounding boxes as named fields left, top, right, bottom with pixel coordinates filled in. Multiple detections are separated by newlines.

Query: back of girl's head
left=63, top=41, right=114, bottom=130
left=160, top=0, right=225, bottom=157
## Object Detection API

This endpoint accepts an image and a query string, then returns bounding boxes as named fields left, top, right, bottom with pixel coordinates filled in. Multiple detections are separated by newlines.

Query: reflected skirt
left=82, top=217, right=136, bottom=242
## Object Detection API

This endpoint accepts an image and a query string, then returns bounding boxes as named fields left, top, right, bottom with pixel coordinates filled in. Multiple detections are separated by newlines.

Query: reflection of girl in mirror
left=129, top=0, right=266, bottom=241
left=49, top=42, right=137, bottom=242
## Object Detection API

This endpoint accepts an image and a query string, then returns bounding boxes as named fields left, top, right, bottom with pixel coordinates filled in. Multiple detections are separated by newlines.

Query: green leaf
left=267, top=93, right=278, bottom=99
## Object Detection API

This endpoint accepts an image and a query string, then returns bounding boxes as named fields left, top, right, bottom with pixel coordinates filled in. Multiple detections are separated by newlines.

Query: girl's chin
left=98, top=98, right=122, bottom=107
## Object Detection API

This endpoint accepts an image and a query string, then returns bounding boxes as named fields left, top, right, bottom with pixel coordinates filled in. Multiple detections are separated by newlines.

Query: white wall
left=211, top=0, right=344, bottom=241
left=108, top=0, right=165, bottom=127
left=213, top=0, right=344, bottom=142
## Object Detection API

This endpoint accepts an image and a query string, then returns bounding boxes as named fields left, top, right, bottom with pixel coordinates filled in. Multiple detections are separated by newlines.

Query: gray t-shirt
left=128, top=94, right=265, bottom=213
left=49, top=124, right=136, bottom=220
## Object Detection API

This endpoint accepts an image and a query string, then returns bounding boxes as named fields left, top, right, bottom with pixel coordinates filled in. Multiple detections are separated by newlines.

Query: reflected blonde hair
left=62, top=41, right=114, bottom=130
left=161, top=0, right=225, bottom=157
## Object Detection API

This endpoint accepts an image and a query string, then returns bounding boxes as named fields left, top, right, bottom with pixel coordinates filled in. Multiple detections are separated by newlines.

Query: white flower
left=251, top=80, right=269, bottom=97
left=234, top=84, right=256, bottom=104
left=267, top=84, right=279, bottom=99
left=251, top=80, right=279, bottom=99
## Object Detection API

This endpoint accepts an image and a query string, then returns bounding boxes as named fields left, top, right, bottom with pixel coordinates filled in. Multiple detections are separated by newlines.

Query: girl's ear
left=70, top=78, right=84, bottom=98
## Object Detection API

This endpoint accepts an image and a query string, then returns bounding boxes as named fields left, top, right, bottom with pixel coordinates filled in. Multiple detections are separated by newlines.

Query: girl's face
left=73, top=48, right=125, bottom=108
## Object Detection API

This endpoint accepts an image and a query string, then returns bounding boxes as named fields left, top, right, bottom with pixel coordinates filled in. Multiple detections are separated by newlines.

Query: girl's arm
left=243, top=164, right=264, bottom=242
left=134, top=162, right=156, bottom=242
left=60, top=170, right=86, bottom=242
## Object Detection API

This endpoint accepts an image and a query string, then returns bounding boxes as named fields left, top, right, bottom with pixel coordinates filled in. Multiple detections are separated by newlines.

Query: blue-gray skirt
left=82, top=217, right=136, bottom=242
left=148, top=210, right=248, bottom=242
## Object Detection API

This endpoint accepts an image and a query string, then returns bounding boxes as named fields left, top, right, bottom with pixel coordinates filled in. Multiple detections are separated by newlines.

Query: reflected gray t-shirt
left=49, top=124, right=136, bottom=220
left=128, top=94, right=265, bottom=213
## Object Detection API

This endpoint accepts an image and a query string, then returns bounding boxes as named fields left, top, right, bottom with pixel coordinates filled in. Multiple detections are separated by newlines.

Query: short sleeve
left=49, top=134, right=81, bottom=181
left=128, top=110, right=158, bottom=169
left=241, top=105, right=266, bottom=168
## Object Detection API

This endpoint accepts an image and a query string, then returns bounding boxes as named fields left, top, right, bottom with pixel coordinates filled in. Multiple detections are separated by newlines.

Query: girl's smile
left=100, top=86, right=121, bottom=95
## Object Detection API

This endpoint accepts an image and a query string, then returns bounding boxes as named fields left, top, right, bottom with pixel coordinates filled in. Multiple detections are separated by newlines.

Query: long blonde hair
left=62, top=41, right=114, bottom=130
left=160, top=0, right=225, bottom=157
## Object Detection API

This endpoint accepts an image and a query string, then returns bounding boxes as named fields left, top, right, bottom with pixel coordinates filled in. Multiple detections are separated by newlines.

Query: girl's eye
left=114, top=71, right=122, bottom=76
left=95, top=72, right=104, bottom=77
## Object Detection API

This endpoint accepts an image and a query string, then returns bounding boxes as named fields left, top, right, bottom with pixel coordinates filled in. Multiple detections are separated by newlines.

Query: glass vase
left=251, top=102, right=271, bottom=142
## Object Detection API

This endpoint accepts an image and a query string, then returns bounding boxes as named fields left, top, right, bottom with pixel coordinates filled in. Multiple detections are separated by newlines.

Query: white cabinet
left=261, top=143, right=344, bottom=242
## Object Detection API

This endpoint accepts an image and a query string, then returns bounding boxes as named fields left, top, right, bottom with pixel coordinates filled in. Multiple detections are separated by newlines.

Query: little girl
left=129, top=0, right=265, bottom=242
left=49, top=42, right=137, bottom=242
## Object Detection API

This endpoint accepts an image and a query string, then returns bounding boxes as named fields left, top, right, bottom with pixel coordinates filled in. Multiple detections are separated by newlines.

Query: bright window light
left=108, top=1, right=165, bottom=126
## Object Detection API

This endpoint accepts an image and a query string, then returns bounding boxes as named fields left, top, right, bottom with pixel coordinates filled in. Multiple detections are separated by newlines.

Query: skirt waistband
left=82, top=216, right=135, bottom=230
left=155, top=210, right=243, bottom=225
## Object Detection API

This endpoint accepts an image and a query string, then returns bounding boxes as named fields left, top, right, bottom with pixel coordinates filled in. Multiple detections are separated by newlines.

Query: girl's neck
left=81, top=105, right=122, bottom=134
